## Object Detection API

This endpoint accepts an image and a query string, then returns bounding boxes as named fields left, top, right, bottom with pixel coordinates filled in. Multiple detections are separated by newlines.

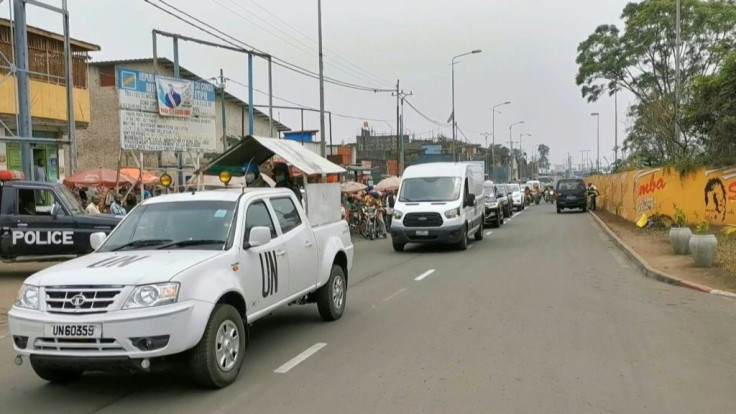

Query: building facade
left=76, top=58, right=290, bottom=179
left=0, top=18, right=99, bottom=180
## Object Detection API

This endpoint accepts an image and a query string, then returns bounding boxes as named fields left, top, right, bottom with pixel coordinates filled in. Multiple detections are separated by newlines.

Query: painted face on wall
left=704, top=178, right=727, bottom=222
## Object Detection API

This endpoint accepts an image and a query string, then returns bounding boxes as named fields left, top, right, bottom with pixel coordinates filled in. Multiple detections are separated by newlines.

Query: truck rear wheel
left=392, top=241, right=405, bottom=252
left=30, top=359, right=83, bottom=383
left=316, top=265, right=347, bottom=321
left=189, top=304, right=245, bottom=389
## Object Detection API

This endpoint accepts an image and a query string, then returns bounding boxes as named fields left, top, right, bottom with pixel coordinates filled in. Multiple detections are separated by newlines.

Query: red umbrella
left=63, top=168, right=133, bottom=188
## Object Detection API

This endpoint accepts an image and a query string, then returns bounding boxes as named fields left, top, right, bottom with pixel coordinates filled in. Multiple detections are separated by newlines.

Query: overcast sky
left=2, top=0, right=634, bottom=167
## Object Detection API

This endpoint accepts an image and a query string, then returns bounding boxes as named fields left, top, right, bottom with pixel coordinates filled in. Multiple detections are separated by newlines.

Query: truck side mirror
left=51, top=203, right=61, bottom=219
left=90, top=232, right=107, bottom=250
left=464, top=193, right=476, bottom=207
left=244, top=226, right=271, bottom=249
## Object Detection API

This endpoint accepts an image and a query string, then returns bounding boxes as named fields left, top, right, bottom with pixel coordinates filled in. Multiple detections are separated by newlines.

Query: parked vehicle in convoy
left=508, top=183, right=524, bottom=211
left=9, top=188, right=353, bottom=388
left=0, top=179, right=121, bottom=263
left=556, top=178, right=588, bottom=213
left=482, top=181, right=504, bottom=228
left=391, top=162, right=485, bottom=251
left=493, top=184, right=511, bottom=218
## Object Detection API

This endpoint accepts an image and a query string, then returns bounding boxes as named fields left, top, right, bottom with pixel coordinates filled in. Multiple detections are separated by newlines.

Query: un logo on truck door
left=259, top=251, right=278, bottom=298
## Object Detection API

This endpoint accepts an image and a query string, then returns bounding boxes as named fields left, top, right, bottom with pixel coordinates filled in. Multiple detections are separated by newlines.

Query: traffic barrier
left=587, top=166, right=736, bottom=226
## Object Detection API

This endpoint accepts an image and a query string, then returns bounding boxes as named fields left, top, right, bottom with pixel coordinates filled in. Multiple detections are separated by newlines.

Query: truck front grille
left=403, top=212, right=443, bottom=227
left=45, top=286, right=123, bottom=314
left=34, top=338, right=124, bottom=352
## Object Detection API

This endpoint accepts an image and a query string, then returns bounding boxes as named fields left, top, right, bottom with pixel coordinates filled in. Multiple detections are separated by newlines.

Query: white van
left=390, top=162, right=485, bottom=251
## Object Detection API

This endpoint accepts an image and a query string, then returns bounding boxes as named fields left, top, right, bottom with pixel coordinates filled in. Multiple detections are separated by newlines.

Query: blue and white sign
left=116, top=68, right=217, bottom=152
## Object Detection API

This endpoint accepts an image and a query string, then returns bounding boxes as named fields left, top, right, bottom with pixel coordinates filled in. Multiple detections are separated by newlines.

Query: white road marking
left=274, top=343, right=327, bottom=373
left=380, top=288, right=407, bottom=304
left=468, top=244, right=475, bottom=249
left=485, top=231, right=493, bottom=236
left=598, top=232, right=609, bottom=242
left=414, top=269, right=436, bottom=281
left=0, top=335, right=7, bottom=340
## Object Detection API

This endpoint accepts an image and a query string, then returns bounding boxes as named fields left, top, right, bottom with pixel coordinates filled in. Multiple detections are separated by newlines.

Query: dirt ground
left=0, top=262, right=59, bottom=327
left=596, top=210, right=736, bottom=294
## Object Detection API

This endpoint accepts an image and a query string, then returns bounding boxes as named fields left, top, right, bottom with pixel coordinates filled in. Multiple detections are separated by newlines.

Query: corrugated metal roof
left=202, top=135, right=346, bottom=176
left=0, top=18, right=100, bottom=52
left=89, top=57, right=290, bottom=132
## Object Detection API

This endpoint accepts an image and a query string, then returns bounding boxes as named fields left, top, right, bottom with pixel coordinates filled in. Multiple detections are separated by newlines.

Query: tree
left=537, top=144, right=550, bottom=172
left=686, top=50, right=736, bottom=165
left=575, top=0, right=736, bottom=162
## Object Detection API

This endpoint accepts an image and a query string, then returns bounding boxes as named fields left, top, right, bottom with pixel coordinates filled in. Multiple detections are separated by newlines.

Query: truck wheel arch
left=333, top=251, right=348, bottom=284
left=215, top=290, right=249, bottom=347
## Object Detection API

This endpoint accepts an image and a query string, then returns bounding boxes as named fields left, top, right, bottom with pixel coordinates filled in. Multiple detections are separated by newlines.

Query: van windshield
left=399, top=177, right=462, bottom=202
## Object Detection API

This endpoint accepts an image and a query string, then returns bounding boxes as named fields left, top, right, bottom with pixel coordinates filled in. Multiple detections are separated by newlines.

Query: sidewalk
left=591, top=210, right=736, bottom=298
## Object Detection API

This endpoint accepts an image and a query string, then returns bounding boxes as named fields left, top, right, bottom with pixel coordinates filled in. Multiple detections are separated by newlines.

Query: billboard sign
left=117, top=67, right=217, bottom=152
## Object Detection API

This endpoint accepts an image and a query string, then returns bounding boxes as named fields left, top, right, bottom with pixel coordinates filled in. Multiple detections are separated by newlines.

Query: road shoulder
left=590, top=211, right=736, bottom=300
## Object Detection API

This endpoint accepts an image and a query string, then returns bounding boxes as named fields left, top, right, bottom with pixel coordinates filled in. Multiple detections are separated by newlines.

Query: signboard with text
left=117, top=67, right=216, bottom=152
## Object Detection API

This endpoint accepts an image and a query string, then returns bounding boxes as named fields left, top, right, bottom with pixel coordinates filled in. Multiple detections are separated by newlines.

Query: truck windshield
left=399, top=177, right=461, bottom=202
left=98, top=201, right=236, bottom=252
left=58, top=186, right=84, bottom=214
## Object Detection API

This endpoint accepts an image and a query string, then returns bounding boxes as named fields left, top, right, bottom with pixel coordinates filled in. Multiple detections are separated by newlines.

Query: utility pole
left=480, top=132, right=492, bottom=178
left=13, top=0, right=33, bottom=178
left=614, top=91, right=618, bottom=165
left=399, top=90, right=412, bottom=175
left=491, top=101, right=511, bottom=181
left=579, top=150, right=585, bottom=173
left=219, top=69, right=227, bottom=151
left=395, top=79, right=400, bottom=175
left=508, top=121, right=524, bottom=181
left=591, top=112, right=600, bottom=172
left=317, top=0, right=326, bottom=157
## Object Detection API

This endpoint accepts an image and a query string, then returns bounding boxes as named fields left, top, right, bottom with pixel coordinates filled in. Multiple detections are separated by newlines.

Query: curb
left=588, top=211, right=734, bottom=300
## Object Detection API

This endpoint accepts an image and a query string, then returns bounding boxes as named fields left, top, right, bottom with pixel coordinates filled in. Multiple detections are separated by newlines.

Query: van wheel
left=30, top=359, right=83, bottom=383
left=474, top=224, right=483, bottom=241
left=456, top=225, right=468, bottom=251
left=499, top=213, right=504, bottom=226
left=556, top=207, right=561, bottom=214
left=316, top=265, right=347, bottom=321
left=392, top=241, right=405, bottom=252
left=189, top=304, right=245, bottom=389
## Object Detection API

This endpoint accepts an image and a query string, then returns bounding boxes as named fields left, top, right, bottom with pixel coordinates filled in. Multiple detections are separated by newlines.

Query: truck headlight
left=15, top=285, right=39, bottom=310
left=444, top=207, right=460, bottom=219
left=393, top=210, right=403, bottom=220
left=123, top=283, right=180, bottom=310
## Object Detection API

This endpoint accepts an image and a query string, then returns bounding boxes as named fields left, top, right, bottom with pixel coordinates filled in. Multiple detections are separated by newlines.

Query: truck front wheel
left=316, top=265, right=347, bottom=321
left=189, top=304, right=246, bottom=388
left=30, top=359, right=83, bottom=383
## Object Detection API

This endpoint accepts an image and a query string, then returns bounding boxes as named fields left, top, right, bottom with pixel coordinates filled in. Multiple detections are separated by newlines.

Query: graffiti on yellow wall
left=589, top=166, right=736, bottom=226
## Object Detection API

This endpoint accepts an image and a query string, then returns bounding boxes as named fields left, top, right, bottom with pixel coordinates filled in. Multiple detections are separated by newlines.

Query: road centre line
left=468, top=244, right=475, bottom=249
left=274, top=343, right=327, bottom=374
left=485, top=231, right=493, bottom=236
left=414, top=269, right=436, bottom=281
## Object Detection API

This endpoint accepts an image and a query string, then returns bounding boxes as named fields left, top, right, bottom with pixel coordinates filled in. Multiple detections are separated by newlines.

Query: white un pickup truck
left=9, top=187, right=353, bottom=388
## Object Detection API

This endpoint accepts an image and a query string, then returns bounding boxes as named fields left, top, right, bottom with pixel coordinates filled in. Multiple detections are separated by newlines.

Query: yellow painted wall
left=588, top=166, right=736, bottom=226
left=0, top=75, right=90, bottom=123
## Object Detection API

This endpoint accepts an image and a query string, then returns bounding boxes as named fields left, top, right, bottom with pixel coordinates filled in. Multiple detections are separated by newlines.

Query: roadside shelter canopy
left=201, top=135, right=346, bottom=177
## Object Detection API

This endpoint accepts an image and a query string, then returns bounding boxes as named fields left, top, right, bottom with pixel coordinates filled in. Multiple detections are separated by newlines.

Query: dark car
left=482, top=185, right=504, bottom=228
left=494, top=184, right=512, bottom=218
left=556, top=179, right=588, bottom=213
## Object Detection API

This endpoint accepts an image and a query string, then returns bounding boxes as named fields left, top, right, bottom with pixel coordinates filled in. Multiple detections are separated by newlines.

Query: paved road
left=1, top=204, right=735, bottom=413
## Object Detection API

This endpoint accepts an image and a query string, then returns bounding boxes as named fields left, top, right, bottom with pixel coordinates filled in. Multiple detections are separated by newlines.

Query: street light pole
left=491, top=101, right=511, bottom=181
left=451, top=49, right=482, bottom=161
left=317, top=0, right=326, bottom=157
left=521, top=133, right=532, bottom=178
left=591, top=112, right=600, bottom=172
left=508, top=121, right=524, bottom=181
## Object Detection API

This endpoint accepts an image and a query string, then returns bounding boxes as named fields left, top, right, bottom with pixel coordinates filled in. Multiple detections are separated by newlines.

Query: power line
left=226, top=77, right=393, bottom=125
left=216, top=0, right=393, bottom=88
left=147, top=0, right=393, bottom=93
left=403, top=98, right=450, bottom=127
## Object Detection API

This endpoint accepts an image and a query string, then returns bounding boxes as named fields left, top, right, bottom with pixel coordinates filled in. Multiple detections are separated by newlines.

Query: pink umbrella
left=375, top=176, right=400, bottom=191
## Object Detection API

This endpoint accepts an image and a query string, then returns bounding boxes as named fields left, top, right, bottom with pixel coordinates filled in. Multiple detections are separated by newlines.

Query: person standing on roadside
left=110, top=194, right=127, bottom=216
left=86, top=196, right=101, bottom=214
left=386, top=190, right=396, bottom=230
left=587, top=183, right=599, bottom=211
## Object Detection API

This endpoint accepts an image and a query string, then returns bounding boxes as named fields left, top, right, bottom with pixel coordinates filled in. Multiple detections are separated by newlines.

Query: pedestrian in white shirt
left=85, top=196, right=101, bottom=214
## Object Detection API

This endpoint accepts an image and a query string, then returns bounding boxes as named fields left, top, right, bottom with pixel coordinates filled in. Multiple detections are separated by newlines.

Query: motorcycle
left=546, top=189, right=555, bottom=204
left=362, top=206, right=378, bottom=240
left=534, top=192, right=541, bottom=205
